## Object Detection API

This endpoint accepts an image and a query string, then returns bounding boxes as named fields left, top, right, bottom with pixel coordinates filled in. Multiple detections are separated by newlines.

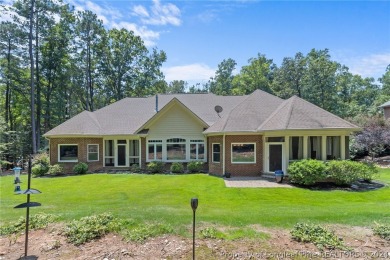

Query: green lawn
left=1, top=169, right=390, bottom=229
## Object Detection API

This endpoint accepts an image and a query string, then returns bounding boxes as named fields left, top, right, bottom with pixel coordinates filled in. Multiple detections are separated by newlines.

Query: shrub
left=147, top=161, right=165, bottom=173
left=73, top=162, right=88, bottom=174
left=48, top=164, right=63, bottom=176
left=199, top=227, right=219, bottom=239
left=130, top=164, right=141, bottom=173
left=291, top=223, right=348, bottom=251
left=32, top=164, right=49, bottom=177
left=187, top=161, right=204, bottom=173
left=326, top=160, right=378, bottom=185
left=64, top=213, right=120, bottom=245
left=0, top=213, right=58, bottom=235
left=31, top=152, right=50, bottom=176
left=287, top=159, right=326, bottom=185
left=170, top=162, right=184, bottom=173
left=373, top=224, right=390, bottom=240
left=33, top=153, right=50, bottom=167
left=122, top=223, right=173, bottom=243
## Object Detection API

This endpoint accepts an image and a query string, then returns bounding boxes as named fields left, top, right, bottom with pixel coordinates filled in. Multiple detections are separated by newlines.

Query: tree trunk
left=35, top=9, right=41, bottom=151
left=29, top=0, right=37, bottom=154
left=5, top=38, right=11, bottom=128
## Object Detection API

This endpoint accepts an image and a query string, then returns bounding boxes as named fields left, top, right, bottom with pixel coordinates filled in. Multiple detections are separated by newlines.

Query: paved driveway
left=224, top=177, right=294, bottom=188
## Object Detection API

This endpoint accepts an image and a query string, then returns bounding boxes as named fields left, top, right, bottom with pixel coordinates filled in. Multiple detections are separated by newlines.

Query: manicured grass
left=1, top=169, right=390, bottom=230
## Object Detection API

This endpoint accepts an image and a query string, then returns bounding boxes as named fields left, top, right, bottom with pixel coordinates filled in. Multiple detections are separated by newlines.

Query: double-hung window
left=212, top=143, right=221, bottom=163
left=190, top=140, right=205, bottom=160
left=87, top=144, right=99, bottom=161
left=148, top=140, right=162, bottom=161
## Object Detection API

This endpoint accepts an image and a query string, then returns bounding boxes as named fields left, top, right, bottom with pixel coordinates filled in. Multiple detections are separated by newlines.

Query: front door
left=117, top=143, right=126, bottom=166
left=269, top=144, right=283, bottom=172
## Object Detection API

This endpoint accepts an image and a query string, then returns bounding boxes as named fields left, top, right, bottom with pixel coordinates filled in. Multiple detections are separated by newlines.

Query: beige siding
left=148, top=104, right=205, bottom=140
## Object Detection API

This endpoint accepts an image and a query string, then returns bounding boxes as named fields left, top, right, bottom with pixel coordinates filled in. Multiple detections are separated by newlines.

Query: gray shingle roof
left=44, top=90, right=359, bottom=137
left=258, top=96, right=359, bottom=131
left=44, top=93, right=247, bottom=136
left=380, top=101, right=390, bottom=108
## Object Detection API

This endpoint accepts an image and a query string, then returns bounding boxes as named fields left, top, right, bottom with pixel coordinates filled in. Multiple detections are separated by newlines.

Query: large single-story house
left=44, top=90, right=359, bottom=176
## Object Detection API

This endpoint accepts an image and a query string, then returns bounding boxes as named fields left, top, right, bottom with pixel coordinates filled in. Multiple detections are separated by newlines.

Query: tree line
left=0, top=0, right=389, bottom=164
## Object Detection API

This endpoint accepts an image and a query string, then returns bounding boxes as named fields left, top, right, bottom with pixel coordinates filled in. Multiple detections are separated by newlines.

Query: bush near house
left=170, top=162, right=184, bottom=173
left=288, top=159, right=327, bottom=185
left=73, top=162, right=88, bottom=175
left=187, top=161, right=204, bottom=173
left=147, top=161, right=165, bottom=173
left=288, top=159, right=378, bottom=186
left=48, top=164, right=64, bottom=176
left=327, top=160, right=378, bottom=185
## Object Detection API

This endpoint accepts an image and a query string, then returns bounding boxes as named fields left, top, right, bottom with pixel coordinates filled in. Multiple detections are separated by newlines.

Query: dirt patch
left=1, top=224, right=390, bottom=260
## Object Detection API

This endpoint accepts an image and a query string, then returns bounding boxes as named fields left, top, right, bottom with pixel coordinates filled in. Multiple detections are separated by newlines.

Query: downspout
left=222, top=133, right=226, bottom=175
left=155, top=94, right=158, bottom=113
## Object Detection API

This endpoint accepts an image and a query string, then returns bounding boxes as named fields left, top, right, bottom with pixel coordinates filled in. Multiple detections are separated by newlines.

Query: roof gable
left=258, top=96, right=359, bottom=131
left=136, top=98, right=208, bottom=133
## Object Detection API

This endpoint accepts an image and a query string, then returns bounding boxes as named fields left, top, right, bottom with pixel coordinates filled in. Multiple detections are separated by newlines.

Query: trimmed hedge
left=288, top=159, right=378, bottom=186
left=287, top=159, right=327, bottom=186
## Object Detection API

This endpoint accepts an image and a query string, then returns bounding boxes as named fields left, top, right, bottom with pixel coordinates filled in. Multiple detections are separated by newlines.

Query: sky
left=3, top=0, right=390, bottom=86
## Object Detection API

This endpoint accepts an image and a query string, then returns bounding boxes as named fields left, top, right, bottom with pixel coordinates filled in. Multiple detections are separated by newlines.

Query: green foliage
left=199, top=227, right=220, bottom=239
left=48, top=164, right=63, bottom=176
left=73, top=162, right=88, bottom=174
left=291, top=223, right=348, bottom=251
left=130, top=164, right=141, bottom=173
left=64, top=213, right=120, bottom=245
left=31, top=153, right=50, bottom=176
left=187, top=161, right=204, bottom=173
left=170, top=162, right=184, bottom=173
left=327, top=160, right=378, bottom=185
left=373, top=224, right=390, bottom=241
left=122, top=223, right=173, bottom=243
left=287, top=159, right=327, bottom=185
left=33, top=153, right=50, bottom=167
left=32, top=164, right=49, bottom=177
left=0, top=213, right=58, bottom=235
left=147, top=161, right=165, bottom=173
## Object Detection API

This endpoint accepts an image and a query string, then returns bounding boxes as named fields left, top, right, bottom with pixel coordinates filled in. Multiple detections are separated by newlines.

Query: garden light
left=191, top=197, right=198, bottom=260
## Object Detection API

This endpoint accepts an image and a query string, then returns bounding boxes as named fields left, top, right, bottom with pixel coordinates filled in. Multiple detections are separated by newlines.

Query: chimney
left=155, top=94, right=159, bottom=113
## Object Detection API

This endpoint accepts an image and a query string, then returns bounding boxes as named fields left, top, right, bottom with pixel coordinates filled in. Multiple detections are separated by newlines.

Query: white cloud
left=333, top=50, right=390, bottom=80
left=348, top=53, right=390, bottom=79
left=66, top=0, right=181, bottom=46
left=162, top=63, right=215, bottom=83
left=133, top=5, right=149, bottom=18
left=133, top=0, right=181, bottom=26
left=111, top=21, right=160, bottom=47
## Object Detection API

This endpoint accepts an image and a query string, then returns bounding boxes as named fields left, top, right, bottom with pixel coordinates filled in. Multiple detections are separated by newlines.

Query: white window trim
left=231, top=143, right=256, bottom=164
left=87, top=144, right=99, bottom=162
left=166, top=138, right=187, bottom=162
left=190, top=141, right=205, bottom=161
left=58, top=144, right=78, bottom=163
left=147, top=140, right=163, bottom=162
left=212, top=143, right=221, bottom=163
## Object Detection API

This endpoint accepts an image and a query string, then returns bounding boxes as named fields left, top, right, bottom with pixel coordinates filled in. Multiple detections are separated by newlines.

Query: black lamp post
left=191, top=198, right=198, bottom=260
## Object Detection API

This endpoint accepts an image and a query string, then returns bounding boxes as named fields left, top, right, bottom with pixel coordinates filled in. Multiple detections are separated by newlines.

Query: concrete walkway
left=224, top=177, right=294, bottom=188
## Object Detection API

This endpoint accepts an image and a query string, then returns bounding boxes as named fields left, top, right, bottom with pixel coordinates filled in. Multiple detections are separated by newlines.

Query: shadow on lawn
left=294, top=179, right=386, bottom=192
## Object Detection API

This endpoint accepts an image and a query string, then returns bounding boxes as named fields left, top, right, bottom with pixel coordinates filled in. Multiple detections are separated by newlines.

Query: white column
left=321, top=136, right=327, bottom=161
left=285, top=136, right=290, bottom=168
left=303, top=136, right=308, bottom=159
left=340, top=135, right=346, bottom=160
